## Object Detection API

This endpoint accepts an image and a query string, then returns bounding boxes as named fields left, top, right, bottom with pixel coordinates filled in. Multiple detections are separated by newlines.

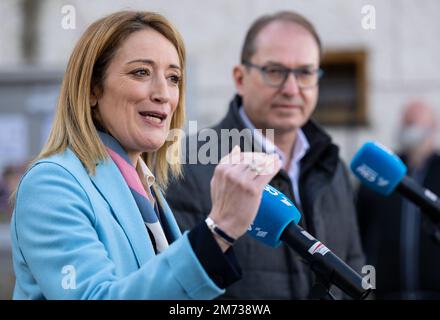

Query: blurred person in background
left=166, top=11, right=365, bottom=299
left=0, top=164, right=26, bottom=222
left=357, top=100, right=440, bottom=299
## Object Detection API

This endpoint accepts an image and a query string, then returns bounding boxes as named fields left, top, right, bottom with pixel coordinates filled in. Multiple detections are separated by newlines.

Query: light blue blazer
left=11, top=148, right=224, bottom=299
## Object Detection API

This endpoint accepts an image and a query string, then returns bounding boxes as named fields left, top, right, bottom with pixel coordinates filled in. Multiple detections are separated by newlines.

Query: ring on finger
left=247, top=160, right=263, bottom=175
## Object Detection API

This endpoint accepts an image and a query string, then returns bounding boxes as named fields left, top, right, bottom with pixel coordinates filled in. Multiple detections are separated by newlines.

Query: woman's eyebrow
left=169, top=64, right=181, bottom=72
left=126, top=58, right=154, bottom=65
left=126, top=59, right=181, bottom=71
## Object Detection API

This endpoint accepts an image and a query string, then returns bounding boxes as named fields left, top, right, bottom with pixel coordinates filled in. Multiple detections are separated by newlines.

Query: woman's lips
left=138, top=111, right=167, bottom=128
left=144, top=115, right=162, bottom=123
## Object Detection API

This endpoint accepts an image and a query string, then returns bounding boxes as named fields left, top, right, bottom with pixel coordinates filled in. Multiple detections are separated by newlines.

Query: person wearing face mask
left=356, top=100, right=440, bottom=299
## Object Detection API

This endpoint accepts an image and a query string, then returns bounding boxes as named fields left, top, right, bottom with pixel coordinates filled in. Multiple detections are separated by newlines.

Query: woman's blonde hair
left=37, top=11, right=186, bottom=189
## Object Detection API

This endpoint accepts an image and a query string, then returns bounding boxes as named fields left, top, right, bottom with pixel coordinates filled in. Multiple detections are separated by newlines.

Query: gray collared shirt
left=238, top=106, right=309, bottom=207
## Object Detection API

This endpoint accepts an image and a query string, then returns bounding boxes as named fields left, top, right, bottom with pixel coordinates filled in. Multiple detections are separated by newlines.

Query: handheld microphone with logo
left=248, top=185, right=371, bottom=300
left=351, top=141, right=440, bottom=224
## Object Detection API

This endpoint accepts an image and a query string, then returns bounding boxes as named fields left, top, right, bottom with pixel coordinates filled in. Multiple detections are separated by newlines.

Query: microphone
left=351, top=141, right=440, bottom=224
left=247, top=185, right=371, bottom=300
left=248, top=184, right=302, bottom=247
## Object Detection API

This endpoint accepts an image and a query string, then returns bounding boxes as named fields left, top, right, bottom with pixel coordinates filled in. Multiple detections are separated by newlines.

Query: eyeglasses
left=243, top=61, right=323, bottom=89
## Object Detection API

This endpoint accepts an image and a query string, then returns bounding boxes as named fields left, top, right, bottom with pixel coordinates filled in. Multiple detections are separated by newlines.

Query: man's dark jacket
left=357, top=153, right=440, bottom=299
left=166, top=95, right=365, bottom=299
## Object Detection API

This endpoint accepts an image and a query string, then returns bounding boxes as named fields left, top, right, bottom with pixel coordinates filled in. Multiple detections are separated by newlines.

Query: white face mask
left=398, top=125, right=432, bottom=152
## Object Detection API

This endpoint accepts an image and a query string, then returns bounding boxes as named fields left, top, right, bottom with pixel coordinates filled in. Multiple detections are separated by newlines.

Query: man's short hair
left=240, top=11, right=322, bottom=63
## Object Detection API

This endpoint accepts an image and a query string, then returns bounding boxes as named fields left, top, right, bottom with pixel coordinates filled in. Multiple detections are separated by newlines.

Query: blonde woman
left=11, top=11, right=280, bottom=299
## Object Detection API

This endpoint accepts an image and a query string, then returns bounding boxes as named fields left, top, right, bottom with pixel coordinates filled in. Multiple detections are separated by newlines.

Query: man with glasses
left=166, top=11, right=364, bottom=299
